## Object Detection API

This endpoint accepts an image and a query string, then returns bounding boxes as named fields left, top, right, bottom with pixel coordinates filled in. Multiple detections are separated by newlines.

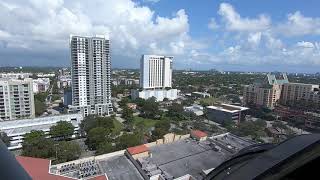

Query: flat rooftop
left=147, top=139, right=232, bottom=179
left=98, top=155, right=143, bottom=180
left=207, top=104, right=249, bottom=113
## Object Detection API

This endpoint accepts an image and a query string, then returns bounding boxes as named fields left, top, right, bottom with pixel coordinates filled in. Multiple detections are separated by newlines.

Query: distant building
left=280, top=83, right=320, bottom=105
left=140, top=55, right=172, bottom=89
left=63, top=89, right=72, bottom=106
left=206, top=104, right=249, bottom=124
left=32, top=78, right=50, bottom=94
left=131, top=88, right=178, bottom=101
left=58, top=75, right=72, bottom=88
left=0, top=113, right=83, bottom=149
left=243, top=73, right=288, bottom=109
left=0, top=73, right=31, bottom=79
left=68, top=35, right=113, bottom=116
left=132, top=55, right=178, bottom=101
left=191, top=92, right=211, bottom=98
left=0, top=78, right=35, bottom=121
left=184, top=104, right=204, bottom=116
left=244, top=73, right=320, bottom=109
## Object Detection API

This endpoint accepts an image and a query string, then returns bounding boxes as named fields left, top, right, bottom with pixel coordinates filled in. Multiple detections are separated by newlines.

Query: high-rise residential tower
left=132, top=55, right=178, bottom=101
left=69, top=35, right=112, bottom=116
left=0, top=78, right=35, bottom=120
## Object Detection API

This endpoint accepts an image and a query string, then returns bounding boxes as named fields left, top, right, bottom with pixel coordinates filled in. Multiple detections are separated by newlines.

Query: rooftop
left=127, top=144, right=149, bottom=155
left=16, top=156, right=72, bottom=180
left=207, top=104, right=249, bottom=113
left=191, top=130, right=208, bottom=138
left=98, top=155, right=143, bottom=180
left=144, top=138, right=233, bottom=179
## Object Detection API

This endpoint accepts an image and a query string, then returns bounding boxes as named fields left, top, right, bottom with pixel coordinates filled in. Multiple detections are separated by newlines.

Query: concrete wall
left=180, top=134, right=190, bottom=140
left=132, top=151, right=149, bottom=160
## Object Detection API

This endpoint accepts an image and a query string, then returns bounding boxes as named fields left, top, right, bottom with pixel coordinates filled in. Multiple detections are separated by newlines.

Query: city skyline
left=0, top=0, right=320, bottom=73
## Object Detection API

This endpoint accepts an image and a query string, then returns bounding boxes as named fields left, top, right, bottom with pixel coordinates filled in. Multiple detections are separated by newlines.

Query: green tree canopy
left=22, top=130, right=54, bottom=158
left=50, top=121, right=75, bottom=140
left=117, top=132, right=143, bottom=150
left=122, top=105, right=134, bottom=122
left=151, top=120, right=171, bottom=141
left=80, top=116, right=115, bottom=134
left=96, top=142, right=115, bottom=155
left=86, top=127, right=111, bottom=150
left=141, top=97, right=160, bottom=119
left=55, top=141, right=81, bottom=163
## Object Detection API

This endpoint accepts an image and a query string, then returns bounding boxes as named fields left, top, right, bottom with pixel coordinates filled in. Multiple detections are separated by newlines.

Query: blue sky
left=0, top=0, right=320, bottom=72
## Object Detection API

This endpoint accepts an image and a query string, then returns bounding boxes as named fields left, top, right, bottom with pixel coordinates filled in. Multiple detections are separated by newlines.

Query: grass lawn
left=133, top=116, right=158, bottom=128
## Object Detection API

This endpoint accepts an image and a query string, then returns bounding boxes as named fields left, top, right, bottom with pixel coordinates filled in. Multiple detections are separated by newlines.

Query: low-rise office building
left=0, top=113, right=83, bottom=150
left=206, top=104, right=249, bottom=124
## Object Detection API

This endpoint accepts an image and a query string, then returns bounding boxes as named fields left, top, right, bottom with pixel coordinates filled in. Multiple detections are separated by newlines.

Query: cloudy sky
left=0, top=0, right=320, bottom=72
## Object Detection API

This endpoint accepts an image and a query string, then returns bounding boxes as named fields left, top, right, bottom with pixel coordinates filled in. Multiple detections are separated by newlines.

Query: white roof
left=207, top=104, right=249, bottom=113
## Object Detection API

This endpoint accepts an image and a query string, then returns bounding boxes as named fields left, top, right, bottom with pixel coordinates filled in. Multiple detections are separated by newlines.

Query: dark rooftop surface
left=98, top=155, right=143, bottom=180
left=148, top=139, right=231, bottom=179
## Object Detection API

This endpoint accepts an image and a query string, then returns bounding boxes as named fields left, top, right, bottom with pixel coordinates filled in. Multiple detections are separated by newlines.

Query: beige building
left=0, top=78, right=35, bottom=120
left=243, top=74, right=288, bottom=109
left=280, top=83, right=320, bottom=105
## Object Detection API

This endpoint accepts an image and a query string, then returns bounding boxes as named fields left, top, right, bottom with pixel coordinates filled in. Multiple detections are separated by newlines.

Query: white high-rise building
left=132, top=55, right=178, bottom=101
left=140, top=55, right=173, bottom=89
left=0, top=78, right=35, bottom=120
left=69, top=35, right=113, bottom=116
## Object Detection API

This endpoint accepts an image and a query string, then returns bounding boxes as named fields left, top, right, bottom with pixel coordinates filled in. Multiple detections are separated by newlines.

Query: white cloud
left=218, top=3, right=271, bottom=32
left=277, top=11, right=320, bottom=36
left=0, top=0, right=197, bottom=59
left=296, top=41, right=315, bottom=48
left=208, top=18, right=219, bottom=30
left=247, top=32, right=262, bottom=47
left=143, top=0, right=161, bottom=3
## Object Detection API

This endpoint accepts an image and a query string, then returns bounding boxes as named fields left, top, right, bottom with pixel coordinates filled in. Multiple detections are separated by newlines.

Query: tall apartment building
left=0, top=78, right=35, bottom=120
left=140, top=55, right=173, bottom=89
left=69, top=35, right=113, bottom=116
left=243, top=74, right=288, bottom=109
left=132, top=55, right=177, bottom=101
left=280, top=83, right=320, bottom=105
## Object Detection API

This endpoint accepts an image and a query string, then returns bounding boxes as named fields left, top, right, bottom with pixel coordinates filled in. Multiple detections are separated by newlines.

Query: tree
left=230, top=120, right=267, bottom=141
left=80, top=116, right=115, bottom=134
left=151, top=120, right=171, bottom=141
left=22, top=130, right=54, bottom=158
left=96, top=142, right=115, bottom=155
left=55, top=141, right=81, bottom=163
left=122, top=106, right=134, bottom=122
left=167, top=103, right=185, bottom=121
left=200, top=97, right=216, bottom=106
left=117, top=132, right=142, bottom=150
left=50, top=121, right=75, bottom=140
left=86, top=127, right=111, bottom=150
left=35, top=99, right=46, bottom=116
left=0, top=132, right=10, bottom=147
left=141, top=97, right=160, bottom=119
left=134, top=98, right=146, bottom=107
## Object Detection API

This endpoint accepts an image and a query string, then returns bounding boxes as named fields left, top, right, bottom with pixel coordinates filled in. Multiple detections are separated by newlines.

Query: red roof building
left=191, top=130, right=208, bottom=139
left=127, top=144, right=149, bottom=155
left=16, top=156, right=71, bottom=180
left=16, top=156, right=107, bottom=180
